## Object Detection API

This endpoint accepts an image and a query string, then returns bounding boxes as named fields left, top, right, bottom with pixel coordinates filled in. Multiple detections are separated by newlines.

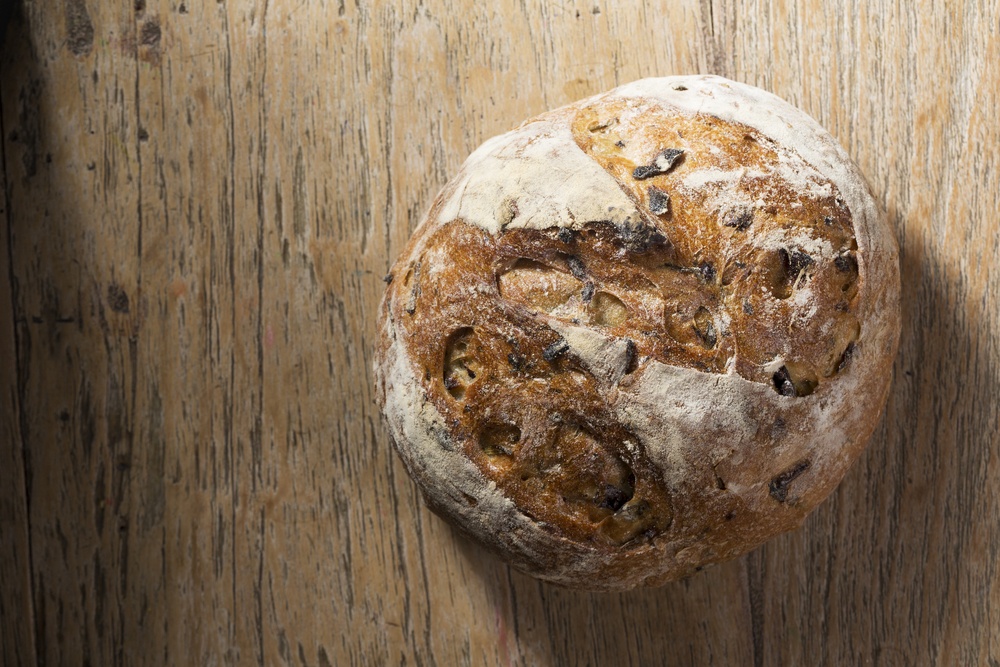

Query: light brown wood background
left=2, top=0, right=998, bottom=665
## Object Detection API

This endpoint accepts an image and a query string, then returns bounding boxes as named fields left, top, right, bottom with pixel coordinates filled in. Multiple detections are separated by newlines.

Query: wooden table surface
left=2, top=1, right=998, bottom=665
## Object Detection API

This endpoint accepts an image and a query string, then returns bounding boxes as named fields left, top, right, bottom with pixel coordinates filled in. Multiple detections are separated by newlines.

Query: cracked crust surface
left=374, top=75, right=900, bottom=590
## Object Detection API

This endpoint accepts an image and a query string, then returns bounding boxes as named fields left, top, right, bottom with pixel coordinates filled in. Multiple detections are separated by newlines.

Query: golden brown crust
left=374, top=75, right=900, bottom=590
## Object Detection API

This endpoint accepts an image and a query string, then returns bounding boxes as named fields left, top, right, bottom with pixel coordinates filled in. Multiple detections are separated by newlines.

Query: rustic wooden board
left=1, top=0, right=998, bottom=665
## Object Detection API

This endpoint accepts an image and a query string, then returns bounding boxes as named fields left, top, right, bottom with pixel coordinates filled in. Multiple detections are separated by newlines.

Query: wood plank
left=3, top=1, right=142, bottom=664
left=0, top=37, right=37, bottom=664
left=123, top=2, right=248, bottom=663
left=2, top=0, right=999, bottom=664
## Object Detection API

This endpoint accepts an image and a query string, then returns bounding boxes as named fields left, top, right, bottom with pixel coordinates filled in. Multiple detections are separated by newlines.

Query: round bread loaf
left=374, top=75, right=900, bottom=590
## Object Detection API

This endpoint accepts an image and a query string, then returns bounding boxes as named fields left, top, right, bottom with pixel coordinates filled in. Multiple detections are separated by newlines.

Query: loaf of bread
left=374, top=75, right=900, bottom=590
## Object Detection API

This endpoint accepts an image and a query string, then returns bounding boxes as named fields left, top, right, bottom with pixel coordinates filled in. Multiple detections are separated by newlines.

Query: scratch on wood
left=748, top=554, right=765, bottom=667
left=293, top=146, right=306, bottom=241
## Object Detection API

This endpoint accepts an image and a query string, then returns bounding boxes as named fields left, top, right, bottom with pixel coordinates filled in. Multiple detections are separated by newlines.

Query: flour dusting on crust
left=438, top=115, right=642, bottom=235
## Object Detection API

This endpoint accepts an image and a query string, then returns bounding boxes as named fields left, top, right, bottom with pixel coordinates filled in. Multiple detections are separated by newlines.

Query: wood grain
left=1, top=0, right=998, bottom=665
